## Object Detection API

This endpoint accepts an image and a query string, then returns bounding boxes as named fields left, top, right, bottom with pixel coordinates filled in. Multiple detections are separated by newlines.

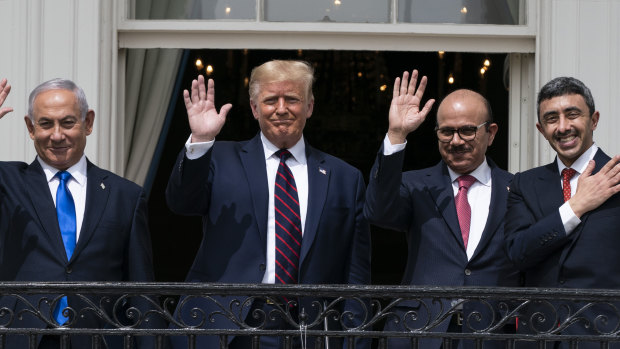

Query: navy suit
left=365, top=148, right=521, bottom=349
left=0, top=159, right=156, bottom=349
left=166, top=134, right=371, bottom=348
left=505, top=149, right=620, bottom=348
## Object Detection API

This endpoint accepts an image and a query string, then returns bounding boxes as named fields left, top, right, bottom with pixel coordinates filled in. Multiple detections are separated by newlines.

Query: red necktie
left=455, top=175, right=476, bottom=249
left=562, top=168, right=577, bottom=202
left=274, top=149, right=302, bottom=284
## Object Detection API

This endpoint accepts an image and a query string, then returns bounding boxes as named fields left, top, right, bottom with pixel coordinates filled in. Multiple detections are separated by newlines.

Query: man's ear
left=24, top=116, right=35, bottom=140
left=84, top=110, right=95, bottom=135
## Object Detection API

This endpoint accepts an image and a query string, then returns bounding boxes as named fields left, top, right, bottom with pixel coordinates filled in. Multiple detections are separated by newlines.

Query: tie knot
left=56, top=171, right=72, bottom=183
left=457, top=175, right=476, bottom=189
left=562, top=168, right=577, bottom=181
left=276, top=149, right=292, bottom=161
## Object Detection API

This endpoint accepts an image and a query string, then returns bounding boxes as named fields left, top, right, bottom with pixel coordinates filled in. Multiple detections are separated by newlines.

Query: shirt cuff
left=185, top=135, right=214, bottom=160
left=383, top=134, right=406, bottom=156
left=559, top=201, right=581, bottom=235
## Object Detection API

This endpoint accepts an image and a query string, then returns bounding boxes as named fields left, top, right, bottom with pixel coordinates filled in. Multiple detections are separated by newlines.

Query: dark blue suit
left=166, top=134, right=371, bottom=348
left=505, top=149, right=620, bottom=348
left=0, top=159, right=156, bottom=349
left=365, top=148, right=521, bottom=349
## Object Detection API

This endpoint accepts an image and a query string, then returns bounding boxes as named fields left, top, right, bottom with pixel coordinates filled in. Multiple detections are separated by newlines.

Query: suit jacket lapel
left=25, top=160, right=67, bottom=262
left=239, top=134, right=269, bottom=246
left=422, top=161, right=464, bottom=251
left=299, top=144, right=328, bottom=266
left=72, top=161, right=110, bottom=262
left=470, top=160, right=507, bottom=260
left=558, top=149, right=610, bottom=265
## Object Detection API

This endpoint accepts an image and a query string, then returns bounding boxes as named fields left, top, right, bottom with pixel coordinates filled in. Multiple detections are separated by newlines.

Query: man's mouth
left=555, top=133, right=577, bottom=146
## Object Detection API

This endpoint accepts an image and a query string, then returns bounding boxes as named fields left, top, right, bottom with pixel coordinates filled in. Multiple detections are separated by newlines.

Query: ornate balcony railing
left=1, top=282, right=620, bottom=348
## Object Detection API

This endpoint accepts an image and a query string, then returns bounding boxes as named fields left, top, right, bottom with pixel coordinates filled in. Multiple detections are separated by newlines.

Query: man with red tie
left=505, top=77, right=620, bottom=348
left=166, top=60, right=371, bottom=349
left=365, top=70, right=521, bottom=349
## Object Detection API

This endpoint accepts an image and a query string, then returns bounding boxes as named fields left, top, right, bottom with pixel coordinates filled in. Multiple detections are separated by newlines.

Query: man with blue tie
left=505, top=77, right=620, bottom=348
left=166, top=60, right=371, bottom=349
left=365, top=70, right=521, bottom=349
left=0, top=78, right=157, bottom=348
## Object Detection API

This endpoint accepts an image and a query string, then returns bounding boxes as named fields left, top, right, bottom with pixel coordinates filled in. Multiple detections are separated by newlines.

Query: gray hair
left=249, top=60, right=315, bottom=102
left=28, top=78, right=89, bottom=121
left=537, top=77, right=595, bottom=121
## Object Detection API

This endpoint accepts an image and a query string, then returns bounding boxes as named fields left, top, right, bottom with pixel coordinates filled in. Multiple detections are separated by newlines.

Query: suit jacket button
left=66, top=267, right=72, bottom=274
left=464, top=269, right=471, bottom=276
left=259, top=264, right=266, bottom=271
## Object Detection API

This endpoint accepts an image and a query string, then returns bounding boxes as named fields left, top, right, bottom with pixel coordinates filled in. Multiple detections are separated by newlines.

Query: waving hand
left=184, top=75, right=232, bottom=143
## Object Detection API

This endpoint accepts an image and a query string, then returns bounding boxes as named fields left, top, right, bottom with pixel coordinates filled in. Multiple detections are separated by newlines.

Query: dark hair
left=537, top=77, right=595, bottom=120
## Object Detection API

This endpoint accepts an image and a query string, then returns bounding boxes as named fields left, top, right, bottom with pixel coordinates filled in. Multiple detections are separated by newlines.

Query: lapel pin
left=100, top=182, right=106, bottom=190
left=319, top=167, right=327, bottom=175
left=506, top=186, right=510, bottom=192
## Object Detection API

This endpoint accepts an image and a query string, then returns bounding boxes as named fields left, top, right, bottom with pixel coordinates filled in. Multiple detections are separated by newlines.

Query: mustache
left=553, top=130, right=576, bottom=139
left=447, top=145, right=471, bottom=153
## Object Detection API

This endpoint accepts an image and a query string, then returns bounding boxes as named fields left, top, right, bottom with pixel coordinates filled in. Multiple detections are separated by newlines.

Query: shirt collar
left=556, top=143, right=598, bottom=175
left=260, top=132, right=307, bottom=165
left=447, top=157, right=492, bottom=187
left=38, top=155, right=88, bottom=187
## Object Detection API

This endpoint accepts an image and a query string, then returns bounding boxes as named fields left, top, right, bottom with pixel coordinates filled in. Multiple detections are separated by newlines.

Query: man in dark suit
left=166, top=60, right=371, bottom=348
left=365, top=71, right=521, bottom=349
left=505, top=77, right=620, bottom=348
left=0, top=78, right=157, bottom=348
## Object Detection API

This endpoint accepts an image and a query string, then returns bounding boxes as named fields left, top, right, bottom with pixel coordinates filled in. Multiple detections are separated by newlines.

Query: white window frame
left=109, top=0, right=537, bottom=174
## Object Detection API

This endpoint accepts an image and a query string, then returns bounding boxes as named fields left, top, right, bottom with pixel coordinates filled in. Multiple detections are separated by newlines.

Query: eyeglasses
left=435, top=122, right=489, bottom=143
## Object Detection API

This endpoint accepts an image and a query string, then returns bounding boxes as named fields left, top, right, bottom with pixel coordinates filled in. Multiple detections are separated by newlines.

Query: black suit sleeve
left=166, top=149, right=213, bottom=216
left=364, top=148, right=413, bottom=232
left=504, top=172, right=571, bottom=270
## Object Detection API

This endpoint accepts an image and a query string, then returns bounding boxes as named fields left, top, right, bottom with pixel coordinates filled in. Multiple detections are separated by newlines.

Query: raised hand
left=183, top=75, right=232, bottom=143
left=0, top=78, right=14, bottom=119
left=387, top=70, right=435, bottom=145
left=569, top=155, right=620, bottom=217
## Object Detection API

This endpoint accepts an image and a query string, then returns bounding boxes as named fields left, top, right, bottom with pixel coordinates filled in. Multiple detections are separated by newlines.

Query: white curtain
left=123, top=0, right=188, bottom=185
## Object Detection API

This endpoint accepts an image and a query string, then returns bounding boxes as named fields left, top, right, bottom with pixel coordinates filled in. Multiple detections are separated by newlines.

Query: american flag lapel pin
left=506, top=186, right=510, bottom=192
left=100, top=182, right=106, bottom=190
left=319, top=167, right=327, bottom=175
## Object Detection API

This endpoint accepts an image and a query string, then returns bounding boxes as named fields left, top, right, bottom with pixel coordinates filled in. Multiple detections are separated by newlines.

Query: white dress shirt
left=383, top=134, right=492, bottom=260
left=557, top=143, right=598, bottom=235
left=184, top=133, right=309, bottom=283
left=38, top=155, right=88, bottom=242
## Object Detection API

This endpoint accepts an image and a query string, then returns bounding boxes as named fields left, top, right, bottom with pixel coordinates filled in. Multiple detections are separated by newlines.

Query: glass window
left=264, top=0, right=390, bottom=23
left=133, top=0, right=256, bottom=20
left=398, top=0, right=522, bottom=25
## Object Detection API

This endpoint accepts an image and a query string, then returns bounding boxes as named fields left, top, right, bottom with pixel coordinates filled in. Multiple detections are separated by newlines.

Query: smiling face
left=536, top=93, right=598, bottom=167
left=436, top=90, right=497, bottom=175
left=250, top=80, right=313, bottom=149
left=25, top=89, right=94, bottom=170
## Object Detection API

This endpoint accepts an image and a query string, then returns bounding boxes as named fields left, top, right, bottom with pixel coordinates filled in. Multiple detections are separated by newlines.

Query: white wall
left=0, top=0, right=108, bottom=168
left=536, top=0, right=620, bottom=164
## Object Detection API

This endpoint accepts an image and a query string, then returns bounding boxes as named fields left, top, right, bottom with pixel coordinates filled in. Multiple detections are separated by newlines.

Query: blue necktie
left=54, top=171, right=76, bottom=325
left=274, top=149, right=302, bottom=284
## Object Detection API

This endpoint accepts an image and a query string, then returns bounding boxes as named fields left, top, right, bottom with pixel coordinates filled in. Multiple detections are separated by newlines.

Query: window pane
left=133, top=0, right=256, bottom=20
left=398, top=0, right=522, bottom=25
left=264, top=0, right=390, bottom=23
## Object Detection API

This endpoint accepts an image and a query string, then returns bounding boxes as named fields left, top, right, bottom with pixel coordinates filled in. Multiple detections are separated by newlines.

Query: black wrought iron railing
left=1, top=283, right=620, bottom=348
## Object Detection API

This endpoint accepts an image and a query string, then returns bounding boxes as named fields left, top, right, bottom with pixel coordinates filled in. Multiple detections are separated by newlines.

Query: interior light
left=379, top=84, right=387, bottom=91
left=438, top=51, right=445, bottom=59
left=357, top=72, right=363, bottom=78
left=334, top=0, right=342, bottom=5
left=206, top=65, right=214, bottom=75
left=480, top=68, right=486, bottom=75
left=195, top=59, right=204, bottom=70
left=484, top=59, right=491, bottom=67
left=461, top=7, right=468, bottom=14
left=448, top=74, right=454, bottom=84
left=225, top=7, right=231, bottom=15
